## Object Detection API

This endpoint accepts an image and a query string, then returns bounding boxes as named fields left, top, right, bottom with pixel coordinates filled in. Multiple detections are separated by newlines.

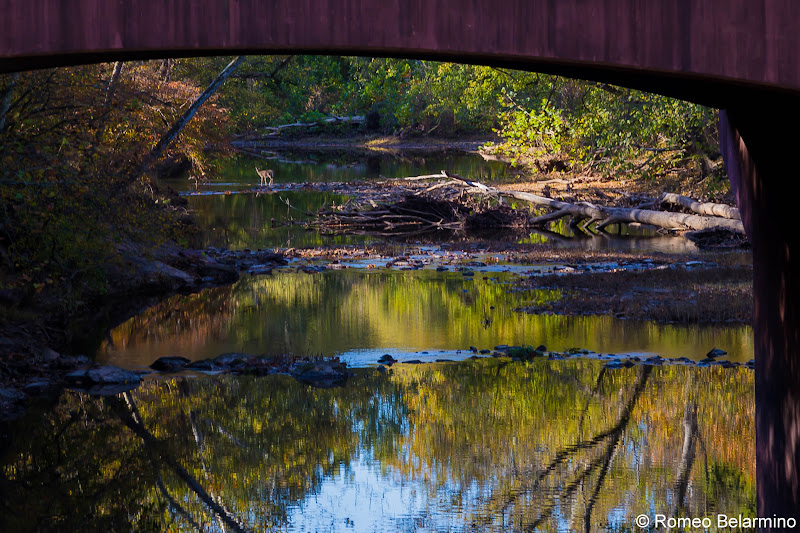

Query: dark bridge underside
left=3, top=0, right=800, bottom=523
left=2, top=0, right=800, bottom=107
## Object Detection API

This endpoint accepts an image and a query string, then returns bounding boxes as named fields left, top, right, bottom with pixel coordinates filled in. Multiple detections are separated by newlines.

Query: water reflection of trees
left=101, top=270, right=751, bottom=367
left=387, top=361, right=754, bottom=531
left=101, top=270, right=559, bottom=360
left=0, top=360, right=754, bottom=531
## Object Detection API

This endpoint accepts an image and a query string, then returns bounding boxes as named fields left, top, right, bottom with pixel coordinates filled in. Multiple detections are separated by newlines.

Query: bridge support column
left=721, top=102, right=800, bottom=520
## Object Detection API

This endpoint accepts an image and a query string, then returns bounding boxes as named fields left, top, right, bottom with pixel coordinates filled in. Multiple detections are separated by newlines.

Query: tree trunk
left=505, top=190, right=745, bottom=233
left=447, top=175, right=745, bottom=234
left=658, top=192, right=740, bottom=220
left=104, top=61, right=123, bottom=106
left=142, top=56, right=245, bottom=174
left=0, top=72, right=19, bottom=132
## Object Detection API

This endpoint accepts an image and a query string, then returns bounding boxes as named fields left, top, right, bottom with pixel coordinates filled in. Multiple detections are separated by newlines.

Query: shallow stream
left=0, top=149, right=755, bottom=531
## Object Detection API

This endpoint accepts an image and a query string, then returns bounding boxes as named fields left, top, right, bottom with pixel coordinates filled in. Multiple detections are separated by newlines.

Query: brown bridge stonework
left=2, top=0, right=799, bottom=521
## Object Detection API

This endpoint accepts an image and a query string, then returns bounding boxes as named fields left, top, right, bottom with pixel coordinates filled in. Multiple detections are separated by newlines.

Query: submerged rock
left=65, top=365, right=144, bottom=385
left=0, top=387, right=27, bottom=420
left=186, top=359, right=220, bottom=371
left=150, top=356, right=191, bottom=372
left=214, top=353, right=252, bottom=365
left=0, top=387, right=25, bottom=403
left=291, top=359, right=349, bottom=388
left=706, top=347, right=728, bottom=358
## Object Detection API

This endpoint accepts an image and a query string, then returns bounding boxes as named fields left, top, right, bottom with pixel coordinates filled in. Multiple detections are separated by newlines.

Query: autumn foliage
left=0, top=61, right=229, bottom=306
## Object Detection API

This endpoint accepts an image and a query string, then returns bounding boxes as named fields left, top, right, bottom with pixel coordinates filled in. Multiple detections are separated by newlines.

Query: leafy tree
left=0, top=61, right=230, bottom=307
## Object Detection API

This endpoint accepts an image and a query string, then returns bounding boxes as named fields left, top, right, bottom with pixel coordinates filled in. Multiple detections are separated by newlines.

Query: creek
left=0, top=149, right=755, bottom=531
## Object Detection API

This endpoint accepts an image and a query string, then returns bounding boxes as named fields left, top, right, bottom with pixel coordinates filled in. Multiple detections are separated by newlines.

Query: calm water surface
left=169, top=152, right=706, bottom=253
left=0, top=360, right=754, bottom=532
left=2, top=151, right=755, bottom=532
left=98, top=269, right=754, bottom=368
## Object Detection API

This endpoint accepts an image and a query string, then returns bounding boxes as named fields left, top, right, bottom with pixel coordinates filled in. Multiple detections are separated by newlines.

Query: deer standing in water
left=255, top=167, right=274, bottom=187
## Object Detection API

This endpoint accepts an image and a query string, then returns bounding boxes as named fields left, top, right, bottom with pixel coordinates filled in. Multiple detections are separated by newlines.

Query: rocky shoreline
left=0, top=242, right=286, bottom=419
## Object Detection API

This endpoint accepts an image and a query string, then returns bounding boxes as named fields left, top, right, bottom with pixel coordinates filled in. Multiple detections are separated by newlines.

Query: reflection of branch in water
left=526, top=368, right=647, bottom=532
left=577, top=367, right=608, bottom=435
left=533, top=366, right=651, bottom=483
left=524, top=432, right=624, bottom=533
left=181, top=380, right=240, bottom=533
left=154, top=475, right=205, bottom=532
left=670, top=400, right=699, bottom=516
left=582, top=436, right=622, bottom=533
left=106, top=393, right=252, bottom=533
left=479, top=365, right=651, bottom=530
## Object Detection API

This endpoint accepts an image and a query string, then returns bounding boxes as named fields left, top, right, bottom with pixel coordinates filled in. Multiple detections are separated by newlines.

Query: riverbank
left=0, top=240, right=248, bottom=418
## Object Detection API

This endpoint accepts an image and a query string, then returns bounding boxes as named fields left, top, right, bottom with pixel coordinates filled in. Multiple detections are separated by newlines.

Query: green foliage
left=490, top=79, right=720, bottom=178
left=168, top=55, right=721, bottom=181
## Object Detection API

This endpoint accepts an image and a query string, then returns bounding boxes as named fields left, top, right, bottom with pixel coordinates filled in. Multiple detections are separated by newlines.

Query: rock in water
left=186, top=359, right=219, bottom=371
left=214, top=353, right=251, bottom=366
left=150, top=356, right=191, bottom=372
left=291, top=360, right=349, bottom=388
left=706, top=347, right=728, bottom=358
left=65, top=365, right=145, bottom=395
left=65, top=365, right=144, bottom=385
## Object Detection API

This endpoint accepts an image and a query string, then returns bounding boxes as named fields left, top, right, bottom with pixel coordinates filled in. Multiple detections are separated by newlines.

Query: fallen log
left=404, top=171, right=447, bottom=181
left=444, top=177, right=745, bottom=234
left=505, top=190, right=743, bottom=233
left=658, top=192, right=740, bottom=220
left=306, top=175, right=745, bottom=237
left=307, top=196, right=467, bottom=236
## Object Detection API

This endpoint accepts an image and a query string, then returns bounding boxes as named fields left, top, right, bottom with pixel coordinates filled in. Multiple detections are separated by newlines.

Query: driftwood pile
left=307, top=170, right=745, bottom=238
left=308, top=196, right=471, bottom=236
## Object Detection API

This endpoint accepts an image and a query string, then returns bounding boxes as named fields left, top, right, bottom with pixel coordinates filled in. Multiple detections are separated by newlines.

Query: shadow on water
left=0, top=360, right=754, bottom=532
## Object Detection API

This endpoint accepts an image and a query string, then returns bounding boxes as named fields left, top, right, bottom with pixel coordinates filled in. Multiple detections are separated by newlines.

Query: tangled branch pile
left=307, top=197, right=471, bottom=236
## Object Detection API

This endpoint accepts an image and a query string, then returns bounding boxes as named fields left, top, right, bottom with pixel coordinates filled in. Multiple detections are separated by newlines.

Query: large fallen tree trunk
left=657, top=192, right=741, bottom=220
left=307, top=173, right=745, bottom=236
left=504, top=190, right=745, bottom=233
left=443, top=173, right=745, bottom=234
left=234, top=115, right=365, bottom=140
left=142, top=56, right=245, bottom=175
